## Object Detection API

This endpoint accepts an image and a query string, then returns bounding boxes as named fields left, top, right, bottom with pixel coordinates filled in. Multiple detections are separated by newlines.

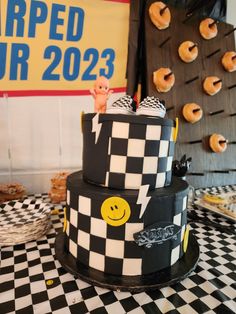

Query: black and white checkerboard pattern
left=105, top=121, right=175, bottom=189
left=0, top=198, right=51, bottom=246
left=136, top=96, right=166, bottom=117
left=0, top=187, right=236, bottom=314
left=65, top=193, right=144, bottom=276
left=65, top=192, right=187, bottom=276
left=0, top=198, right=51, bottom=227
left=107, top=95, right=135, bottom=114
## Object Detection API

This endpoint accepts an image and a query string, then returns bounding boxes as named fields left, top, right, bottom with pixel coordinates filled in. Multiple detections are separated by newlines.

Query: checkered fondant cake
left=64, top=172, right=188, bottom=276
left=57, top=111, right=191, bottom=279
left=82, top=113, right=176, bottom=190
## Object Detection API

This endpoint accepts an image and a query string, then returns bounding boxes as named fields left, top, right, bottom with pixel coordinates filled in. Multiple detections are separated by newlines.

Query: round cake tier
left=64, top=171, right=189, bottom=276
left=82, top=113, right=176, bottom=190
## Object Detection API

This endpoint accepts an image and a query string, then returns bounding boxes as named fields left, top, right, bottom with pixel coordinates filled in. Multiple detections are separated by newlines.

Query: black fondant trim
left=55, top=231, right=199, bottom=292
left=83, top=113, right=175, bottom=127
left=68, top=171, right=188, bottom=199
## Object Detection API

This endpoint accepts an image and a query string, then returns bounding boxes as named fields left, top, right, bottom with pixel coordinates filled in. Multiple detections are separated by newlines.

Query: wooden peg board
left=143, top=0, right=236, bottom=188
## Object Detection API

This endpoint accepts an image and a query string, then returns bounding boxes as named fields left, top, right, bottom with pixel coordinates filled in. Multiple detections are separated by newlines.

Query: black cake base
left=55, top=231, right=200, bottom=292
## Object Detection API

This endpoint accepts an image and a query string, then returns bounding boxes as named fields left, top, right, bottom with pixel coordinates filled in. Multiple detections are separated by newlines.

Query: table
left=1, top=186, right=236, bottom=314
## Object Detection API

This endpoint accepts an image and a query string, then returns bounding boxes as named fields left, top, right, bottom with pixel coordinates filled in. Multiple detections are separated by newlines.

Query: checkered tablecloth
left=0, top=187, right=236, bottom=314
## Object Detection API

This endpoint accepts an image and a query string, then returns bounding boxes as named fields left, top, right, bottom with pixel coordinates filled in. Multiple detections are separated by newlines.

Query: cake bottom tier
left=64, top=171, right=189, bottom=276
left=56, top=231, right=200, bottom=292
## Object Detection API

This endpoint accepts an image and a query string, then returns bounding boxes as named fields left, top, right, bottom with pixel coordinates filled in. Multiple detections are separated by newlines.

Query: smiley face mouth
left=108, top=210, right=126, bottom=221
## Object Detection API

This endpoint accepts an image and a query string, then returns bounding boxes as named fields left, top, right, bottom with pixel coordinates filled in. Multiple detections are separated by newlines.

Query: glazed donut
left=178, top=41, right=198, bottom=63
left=199, top=18, right=218, bottom=40
left=209, top=133, right=227, bottom=153
left=182, top=103, right=203, bottom=123
left=153, top=68, right=175, bottom=93
left=221, top=51, right=236, bottom=72
left=149, top=2, right=171, bottom=30
left=203, top=76, right=222, bottom=96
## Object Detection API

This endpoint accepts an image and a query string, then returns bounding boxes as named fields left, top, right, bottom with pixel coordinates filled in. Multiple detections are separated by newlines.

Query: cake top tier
left=83, top=112, right=175, bottom=127
left=82, top=112, right=178, bottom=190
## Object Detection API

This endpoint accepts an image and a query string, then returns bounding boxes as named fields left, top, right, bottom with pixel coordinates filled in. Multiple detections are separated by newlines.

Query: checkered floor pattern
left=0, top=188, right=236, bottom=314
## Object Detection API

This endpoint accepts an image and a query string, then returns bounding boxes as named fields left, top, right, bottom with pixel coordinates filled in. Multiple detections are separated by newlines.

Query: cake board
left=55, top=231, right=200, bottom=293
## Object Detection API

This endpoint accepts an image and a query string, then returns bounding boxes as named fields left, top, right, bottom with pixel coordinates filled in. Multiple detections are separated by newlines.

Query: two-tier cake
left=55, top=96, right=199, bottom=290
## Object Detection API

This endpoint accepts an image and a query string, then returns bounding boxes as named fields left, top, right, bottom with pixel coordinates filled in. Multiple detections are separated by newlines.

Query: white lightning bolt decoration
left=92, top=113, right=102, bottom=144
left=137, top=185, right=151, bottom=219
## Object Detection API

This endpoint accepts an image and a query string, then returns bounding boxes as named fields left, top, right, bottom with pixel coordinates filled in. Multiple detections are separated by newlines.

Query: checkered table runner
left=0, top=188, right=236, bottom=314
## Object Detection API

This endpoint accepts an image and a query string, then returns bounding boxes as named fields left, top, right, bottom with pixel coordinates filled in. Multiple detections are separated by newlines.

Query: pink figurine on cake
left=90, top=76, right=113, bottom=113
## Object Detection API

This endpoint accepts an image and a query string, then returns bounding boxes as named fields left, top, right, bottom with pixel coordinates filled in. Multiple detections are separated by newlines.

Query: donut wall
left=128, top=0, right=236, bottom=188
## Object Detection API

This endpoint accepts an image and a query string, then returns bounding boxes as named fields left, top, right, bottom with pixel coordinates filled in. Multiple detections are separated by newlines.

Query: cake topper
left=136, top=96, right=166, bottom=117
left=90, top=76, right=113, bottom=113
left=106, top=95, right=135, bottom=114
left=172, top=154, right=192, bottom=177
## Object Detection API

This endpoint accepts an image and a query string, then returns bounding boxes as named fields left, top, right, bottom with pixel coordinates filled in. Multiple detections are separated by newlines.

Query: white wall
left=0, top=93, right=124, bottom=193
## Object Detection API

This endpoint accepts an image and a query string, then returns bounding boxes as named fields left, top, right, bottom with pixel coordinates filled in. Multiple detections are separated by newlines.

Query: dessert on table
left=56, top=89, right=198, bottom=290
left=0, top=183, right=26, bottom=203
left=49, top=172, right=70, bottom=204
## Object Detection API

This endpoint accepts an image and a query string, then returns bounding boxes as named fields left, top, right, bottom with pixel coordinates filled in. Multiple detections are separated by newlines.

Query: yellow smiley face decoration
left=101, top=197, right=131, bottom=226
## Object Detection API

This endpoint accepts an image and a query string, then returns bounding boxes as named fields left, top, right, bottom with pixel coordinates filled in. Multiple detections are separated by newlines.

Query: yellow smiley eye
left=101, top=197, right=131, bottom=226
